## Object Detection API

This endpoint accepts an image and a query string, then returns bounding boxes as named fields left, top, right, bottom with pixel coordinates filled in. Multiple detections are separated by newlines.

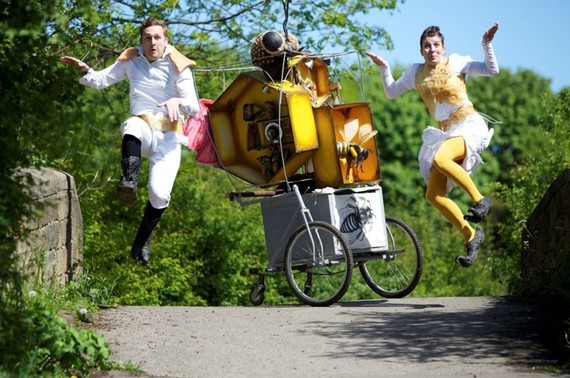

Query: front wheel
left=249, top=283, right=265, bottom=306
left=284, top=221, right=353, bottom=306
left=359, top=217, right=423, bottom=298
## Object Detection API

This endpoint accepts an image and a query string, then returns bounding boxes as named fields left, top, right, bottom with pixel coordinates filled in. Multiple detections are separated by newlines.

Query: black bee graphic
left=339, top=196, right=375, bottom=243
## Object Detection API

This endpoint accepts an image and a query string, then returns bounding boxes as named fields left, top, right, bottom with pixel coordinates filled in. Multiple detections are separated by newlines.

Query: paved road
left=89, top=297, right=563, bottom=377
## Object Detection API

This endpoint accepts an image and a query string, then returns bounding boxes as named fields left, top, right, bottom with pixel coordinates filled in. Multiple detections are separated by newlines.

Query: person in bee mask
left=61, top=17, right=200, bottom=266
left=366, top=23, right=499, bottom=267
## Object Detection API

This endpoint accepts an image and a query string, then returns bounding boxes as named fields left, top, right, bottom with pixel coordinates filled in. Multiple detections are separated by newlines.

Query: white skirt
left=418, top=113, right=494, bottom=193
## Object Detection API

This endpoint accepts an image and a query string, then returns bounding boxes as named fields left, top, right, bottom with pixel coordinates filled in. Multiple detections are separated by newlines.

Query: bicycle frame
left=292, top=184, right=326, bottom=266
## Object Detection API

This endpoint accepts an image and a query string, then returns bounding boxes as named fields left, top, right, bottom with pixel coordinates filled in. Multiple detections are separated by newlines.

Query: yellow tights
left=425, top=137, right=484, bottom=243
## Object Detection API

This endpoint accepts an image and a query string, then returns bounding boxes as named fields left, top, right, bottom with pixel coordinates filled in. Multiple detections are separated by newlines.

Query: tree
left=103, top=1, right=399, bottom=51
left=1, top=0, right=112, bottom=374
left=467, top=69, right=553, bottom=186
left=493, top=88, right=570, bottom=289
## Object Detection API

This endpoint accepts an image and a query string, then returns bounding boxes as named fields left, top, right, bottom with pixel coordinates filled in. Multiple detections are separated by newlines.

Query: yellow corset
left=415, top=57, right=469, bottom=117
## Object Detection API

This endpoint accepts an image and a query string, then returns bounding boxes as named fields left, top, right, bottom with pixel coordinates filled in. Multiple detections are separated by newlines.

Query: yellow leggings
left=425, top=137, right=484, bottom=242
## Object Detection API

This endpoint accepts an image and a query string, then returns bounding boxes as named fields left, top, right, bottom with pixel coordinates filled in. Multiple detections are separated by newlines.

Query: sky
left=365, top=0, right=570, bottom=92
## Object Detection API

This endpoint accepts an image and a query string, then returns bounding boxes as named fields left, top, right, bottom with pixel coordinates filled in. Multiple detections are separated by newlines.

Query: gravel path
left=88, top=296, right=563, bottom=377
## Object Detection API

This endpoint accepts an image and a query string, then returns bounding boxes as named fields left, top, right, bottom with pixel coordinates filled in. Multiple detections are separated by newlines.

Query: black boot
left=464, top=197, right=492, bottom=223
left=455, top=227, right=484, bottom=268
left=118, top=156, right=141, bottom=207
left=131, top=201, right=165, bottom=266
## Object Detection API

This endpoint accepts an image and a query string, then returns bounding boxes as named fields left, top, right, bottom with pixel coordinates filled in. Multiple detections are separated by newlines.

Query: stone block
left=15, top=167, right=83, bottom=286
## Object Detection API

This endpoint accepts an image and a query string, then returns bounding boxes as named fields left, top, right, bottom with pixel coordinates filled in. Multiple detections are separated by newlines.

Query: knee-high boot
left=118, top=156, right=141, bottom=207
left=131, top=201, right=165, bottom=265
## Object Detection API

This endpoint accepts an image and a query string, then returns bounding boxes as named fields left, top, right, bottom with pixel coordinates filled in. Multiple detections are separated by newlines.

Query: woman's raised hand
left=482, top=22, right=499, bottom=44
left=365, top=51, right=388, bottom=68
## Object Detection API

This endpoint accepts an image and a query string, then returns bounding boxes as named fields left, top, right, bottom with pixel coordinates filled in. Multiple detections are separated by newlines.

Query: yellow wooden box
left=209, top=71, right=319, bottom=185
left=311, top=102, right=381, bottom=188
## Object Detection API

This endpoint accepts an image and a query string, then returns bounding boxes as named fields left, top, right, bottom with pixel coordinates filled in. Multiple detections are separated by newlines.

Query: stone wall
left=15, top=167, right=83, bottom=286
left=522, top=167, right=570, bottom=285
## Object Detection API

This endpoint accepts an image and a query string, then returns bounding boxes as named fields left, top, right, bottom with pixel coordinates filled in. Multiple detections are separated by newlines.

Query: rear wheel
left=359, top=217, right=423, bottom=298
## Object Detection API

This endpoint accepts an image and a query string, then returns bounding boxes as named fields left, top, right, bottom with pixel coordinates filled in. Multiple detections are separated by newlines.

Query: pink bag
left=183, top=99, right=218, bottom=166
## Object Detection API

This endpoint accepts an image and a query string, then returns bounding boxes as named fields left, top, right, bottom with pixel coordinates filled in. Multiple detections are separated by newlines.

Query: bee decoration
left=336, top=118, right=378, bottom=181
left=339, top=196, right=376, bottom=244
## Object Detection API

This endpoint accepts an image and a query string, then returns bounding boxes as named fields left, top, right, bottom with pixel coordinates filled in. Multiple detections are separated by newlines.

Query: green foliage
left=25, top=292, right=111, bottom=376
left=493, top=88, right=570, bottom=291
left=1, top=277, right=112, bottom=376
left=467, top=69, right=553, bottom=185
left=80, top=150, right=298, bottom=306
left=280, top=0, right=399, bottom=52
left=0, top=0, right=114, bottom=375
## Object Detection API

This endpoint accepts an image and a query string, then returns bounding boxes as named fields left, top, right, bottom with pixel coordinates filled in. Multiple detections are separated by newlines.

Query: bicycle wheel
left=359, top=216, right=423, bottom=298
left=284, top=221, right=353, bottom=306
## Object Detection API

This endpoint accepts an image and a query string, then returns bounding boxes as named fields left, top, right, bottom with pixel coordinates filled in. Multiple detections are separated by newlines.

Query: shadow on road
left=309, top=297, right=556, bottom=369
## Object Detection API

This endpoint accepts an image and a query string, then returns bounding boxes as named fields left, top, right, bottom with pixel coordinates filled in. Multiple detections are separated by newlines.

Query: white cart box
left=261, top=185, right=387, bottom=269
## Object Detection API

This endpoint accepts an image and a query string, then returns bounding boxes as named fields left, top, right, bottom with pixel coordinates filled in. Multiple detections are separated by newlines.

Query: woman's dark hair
left=420, top=26, right=444, bottom=48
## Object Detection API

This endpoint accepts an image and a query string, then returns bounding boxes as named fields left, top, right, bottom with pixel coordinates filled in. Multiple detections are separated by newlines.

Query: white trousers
left=121, top=116, right=182, bottom=209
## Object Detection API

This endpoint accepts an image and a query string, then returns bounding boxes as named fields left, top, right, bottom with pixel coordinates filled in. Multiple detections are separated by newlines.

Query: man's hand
left=158, top=98, right=182, bottom=122
left=482, top=22, right=499, bottom=44
left=60, top=56, right=90, bottom=73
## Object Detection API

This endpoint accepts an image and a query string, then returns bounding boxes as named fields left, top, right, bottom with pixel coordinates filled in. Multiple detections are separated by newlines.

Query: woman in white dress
left=366, top=22, right=499, bottom=267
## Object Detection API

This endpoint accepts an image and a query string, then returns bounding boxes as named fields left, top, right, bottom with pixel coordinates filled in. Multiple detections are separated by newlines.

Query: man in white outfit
left=61, top=17, right=200, bottom=265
